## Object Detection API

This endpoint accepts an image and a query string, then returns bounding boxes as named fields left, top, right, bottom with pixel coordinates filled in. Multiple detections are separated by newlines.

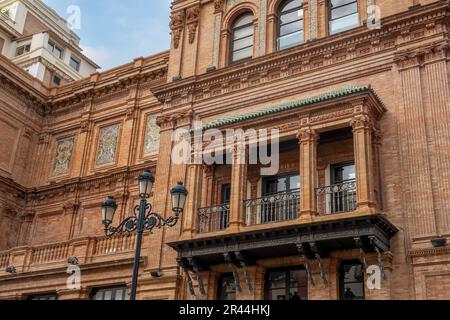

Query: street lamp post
left=101, top=170, right=188, bottom=301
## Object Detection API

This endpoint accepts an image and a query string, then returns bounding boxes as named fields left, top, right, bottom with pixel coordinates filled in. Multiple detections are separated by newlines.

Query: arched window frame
left=228, top=12, right=255, bottom=65
left=276, top=0, right=305, bottom=51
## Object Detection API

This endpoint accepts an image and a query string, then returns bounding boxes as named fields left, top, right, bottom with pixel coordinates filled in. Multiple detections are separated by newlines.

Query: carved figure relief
left=144, top=115, right=161, bottom=156
left=52, top=137, right=75, bottom=176
left=96, top=124, right=120, bottom=166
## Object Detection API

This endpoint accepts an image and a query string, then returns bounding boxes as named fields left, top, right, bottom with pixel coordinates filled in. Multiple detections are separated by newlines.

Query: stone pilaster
left=229, top=142, right=247, bottom=231
left=351, top=114, right=377, bottom=213
left=298, top=128, right=319, bottom=219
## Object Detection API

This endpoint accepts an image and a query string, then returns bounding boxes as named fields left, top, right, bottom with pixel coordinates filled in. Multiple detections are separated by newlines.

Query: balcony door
left=330, top=162, right=356, bottom=213
left=219, top=183, right=231, bottom=230
left=261, top=173, right=300, bottom=223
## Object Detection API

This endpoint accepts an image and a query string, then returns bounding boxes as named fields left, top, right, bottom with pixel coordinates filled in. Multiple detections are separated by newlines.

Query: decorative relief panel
left=96, top=124, right=120, bottom=166
left=143, top=115, right=161, bottom=156
left=52, top=137, right=75, bottom=177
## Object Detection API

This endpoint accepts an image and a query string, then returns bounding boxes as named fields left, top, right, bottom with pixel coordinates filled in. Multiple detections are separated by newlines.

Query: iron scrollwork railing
left=244, top=190, right=300, bottom=226
left=197, top=203, right=230, bottom=233
left=104, top=203, right=179, bottom=237
left=315, top=179, right=357, bottom=215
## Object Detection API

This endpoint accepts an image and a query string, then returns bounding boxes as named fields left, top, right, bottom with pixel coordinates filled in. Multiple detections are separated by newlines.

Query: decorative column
left=229, top=142, right=247, bottom=231
left=200, top=165, right=214, bottom=208
left=182, top=162, right=203, bottom=237
left=351, top=114, right=376, bottom=213
left=298, top=128, right=319, bottom=219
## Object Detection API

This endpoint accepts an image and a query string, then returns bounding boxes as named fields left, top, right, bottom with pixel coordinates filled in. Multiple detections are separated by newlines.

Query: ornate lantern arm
left=104, top=203, right=180, bottom=237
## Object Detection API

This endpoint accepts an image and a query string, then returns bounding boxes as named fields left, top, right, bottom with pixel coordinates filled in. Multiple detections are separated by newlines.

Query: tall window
left=329, top=0, right=359, bottom=35
left=230, top=13, right=254, bottom=64
left=15, top=43, right=31, bottom=56
left=217, top=274, right=236, bottom=300
left=339, top=261, right=365, bottom=300
left=91, top=286, right=129, bottom=300
left=277, top=0, right=304, bottom=51
left=69, top=56, right=81, bottom=71
left=265, top=267, right=308, bottom=300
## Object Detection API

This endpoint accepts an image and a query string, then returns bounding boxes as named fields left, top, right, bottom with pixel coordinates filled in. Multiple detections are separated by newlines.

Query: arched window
left=230, top=13, right=254, bottom=64
left=329, top=0, right=359, bottom=35
left=277, top=0, right=304, bottom=51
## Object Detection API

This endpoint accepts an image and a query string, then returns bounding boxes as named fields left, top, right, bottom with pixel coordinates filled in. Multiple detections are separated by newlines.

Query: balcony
left=198, top=203, right=230, bottom=233
left=316, top=180, right=357, bottom=215
left=244, top=189, right=300, bottom=225
left=170, top=87, right=396, bottom=293
left=0, top=233, right=139, bottom=275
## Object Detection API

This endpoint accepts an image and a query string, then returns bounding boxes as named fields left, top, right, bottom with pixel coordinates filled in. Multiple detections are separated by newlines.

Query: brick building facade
left=0, top=0, right=449, bottom=300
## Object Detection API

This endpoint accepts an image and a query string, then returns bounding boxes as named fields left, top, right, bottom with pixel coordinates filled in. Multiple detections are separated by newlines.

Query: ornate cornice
left=394, top=40, right=449, bottom=69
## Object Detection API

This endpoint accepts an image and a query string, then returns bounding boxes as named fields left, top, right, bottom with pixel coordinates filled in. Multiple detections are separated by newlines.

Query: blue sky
left=43, top=0, right=172, bottom=70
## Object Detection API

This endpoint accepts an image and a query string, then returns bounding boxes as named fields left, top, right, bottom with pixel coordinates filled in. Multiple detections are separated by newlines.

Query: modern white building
left=0, top=0, right=99, bottom=86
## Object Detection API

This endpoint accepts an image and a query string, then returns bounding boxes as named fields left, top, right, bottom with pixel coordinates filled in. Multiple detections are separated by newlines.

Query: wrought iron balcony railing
left=244, top=189, right=300, bottom=226
left=197, top=203, right=230, bottom=233
left=315, top=179, right=357, bottom=215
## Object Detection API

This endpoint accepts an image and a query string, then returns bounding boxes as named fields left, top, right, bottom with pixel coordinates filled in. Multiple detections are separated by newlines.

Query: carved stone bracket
left=188, top=257, right=206, bottom=296
left=170, top=11, right=185, bottom=49
left=297, top=128, right=319, bottom=144
left=235, top=251, right=254, bottom=291
left=223, top=252, right=242, bottom=292
left=354, top=237, right=368, bottom=269
left=186, top=5, right=200, bottom=44
left=177, top=257, right=196, bottom=296
left=309, top=242, right=328, bottom=287
left=214, top=0, right=225, bottom=14
left=296, top=242, right=316, bottom=288
left=369, top=236, right=387, bottom=280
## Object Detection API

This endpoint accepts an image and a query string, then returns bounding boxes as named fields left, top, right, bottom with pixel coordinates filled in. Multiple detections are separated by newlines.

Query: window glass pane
left=268, top=271, right=286, bottom=288
left=233, top=14, right=253, bottom=28
left=272, top=288, right=287, bottom=300
left=233, top=36, right=253, bottom=51
left=330, top=12, right=358, bottom=34
left=331, top=2, right=357, bottom=20
left=281, top=0, right=303, bottom=12
left=114, top=289, right=124, bottom=300
left=233, top=25, right=253, bottom=40
left=331, top=0, right=355, bottom=7
left=280, top=21, right=302, bottom=36
left=103, top=290, right=112, bottom=300
left=70, top=57, right=80, bottom=71
left=289, top=175, right=301, bottom=190
left=232, top=46, right=252, bottom=62
left=280, top=10, right=303, bottom=25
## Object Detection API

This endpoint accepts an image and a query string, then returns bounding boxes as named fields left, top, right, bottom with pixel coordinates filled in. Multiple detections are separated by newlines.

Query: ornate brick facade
left=0, top=0, right=449, bottom=300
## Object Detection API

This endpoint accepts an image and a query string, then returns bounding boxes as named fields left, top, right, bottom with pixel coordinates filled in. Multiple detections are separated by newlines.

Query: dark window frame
left=28, top=293, right=58, bottom=300
left=330, top=161, right=355, bottom=184
left=53, top=75, right=61, bottom=86
left=328, top=0, right=359, bottom=35
left=339, top=260, right=365, bottom=300
left=69, top=55, right=81, bottom=71
left=229, top=12, right=254, bottom=65
left=91, top=285, right=129, bottom=300
left=47, top=41, right=63, bottom=59
left=15, top=43, right=31, bottom=56
left=217, top=273, right=236, bottom=300
left=264, top=266, right=308, bottom=300
left=276, top=0, right=304, bottom=51
left=262, top=172, right=300, bottom=196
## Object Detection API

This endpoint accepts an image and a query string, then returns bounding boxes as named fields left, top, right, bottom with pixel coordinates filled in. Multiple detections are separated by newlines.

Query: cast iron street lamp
left=100, top=170, right=188, bottom=300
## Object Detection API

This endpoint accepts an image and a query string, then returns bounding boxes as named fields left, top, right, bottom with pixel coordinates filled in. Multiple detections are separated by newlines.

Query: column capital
left=350, top=114, right=373, bottom=131
left=297, top=128, right=319, bottom=143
